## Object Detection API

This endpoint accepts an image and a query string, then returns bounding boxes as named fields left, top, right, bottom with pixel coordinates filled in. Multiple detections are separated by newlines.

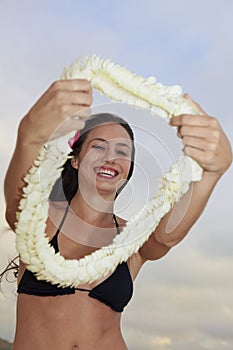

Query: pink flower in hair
left=68, top=130, right=80, bottom=148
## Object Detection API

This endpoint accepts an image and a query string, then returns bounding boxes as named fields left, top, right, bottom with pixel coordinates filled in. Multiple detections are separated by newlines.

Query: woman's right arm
left=4, top=79, right=92, bottom=230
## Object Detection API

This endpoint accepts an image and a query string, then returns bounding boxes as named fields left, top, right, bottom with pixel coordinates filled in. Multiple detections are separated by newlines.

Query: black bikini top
left=17, top=204, right=133, bottom=312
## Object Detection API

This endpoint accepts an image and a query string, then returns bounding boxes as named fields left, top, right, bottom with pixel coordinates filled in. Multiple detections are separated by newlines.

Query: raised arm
left=140, top=94, right=232, bottom=261
left=4, top=79, right=92, bottom=230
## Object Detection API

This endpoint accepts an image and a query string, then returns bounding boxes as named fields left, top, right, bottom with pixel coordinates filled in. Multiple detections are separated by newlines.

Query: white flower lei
left=15, top=55, right=202, bottom=287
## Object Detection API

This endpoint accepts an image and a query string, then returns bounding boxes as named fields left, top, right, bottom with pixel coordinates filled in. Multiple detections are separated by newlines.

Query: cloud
left=0, top=292, right=16, bottom=343
left=122, top=241, right=233, bottom=349
left=122, top=328, right=173, bottom=350
left=151, top=336, right=172, bottom=347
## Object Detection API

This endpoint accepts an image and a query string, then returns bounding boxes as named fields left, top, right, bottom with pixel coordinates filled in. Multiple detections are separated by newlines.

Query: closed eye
left=92, top=145, right=106, bottom=151
left=117, top=150, right=128, bottom=156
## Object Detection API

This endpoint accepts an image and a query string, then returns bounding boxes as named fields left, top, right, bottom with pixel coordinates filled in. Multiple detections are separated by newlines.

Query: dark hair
left=49, top=112, right=135, bottom=202
left=0, top=113, right=135, bottom=284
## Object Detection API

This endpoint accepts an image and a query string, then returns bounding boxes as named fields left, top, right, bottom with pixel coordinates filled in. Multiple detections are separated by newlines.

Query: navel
left=72, top=345, right=79, bottom=350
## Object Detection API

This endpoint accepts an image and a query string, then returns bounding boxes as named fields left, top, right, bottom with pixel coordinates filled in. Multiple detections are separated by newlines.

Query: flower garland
left=15, top=55, right=203, bottom=287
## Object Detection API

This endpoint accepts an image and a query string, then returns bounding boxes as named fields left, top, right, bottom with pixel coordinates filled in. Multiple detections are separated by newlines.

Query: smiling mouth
left=95, top=166, right=119, bottom=178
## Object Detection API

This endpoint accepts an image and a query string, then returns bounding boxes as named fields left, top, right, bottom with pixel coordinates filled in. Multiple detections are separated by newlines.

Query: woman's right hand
left=19, top=79, right=93, bottom=145
left=4, top=79, right=92, bottom=229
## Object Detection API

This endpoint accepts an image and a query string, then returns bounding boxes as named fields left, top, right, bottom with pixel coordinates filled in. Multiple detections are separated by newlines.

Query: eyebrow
left=89, top=138, right=131, bottom=149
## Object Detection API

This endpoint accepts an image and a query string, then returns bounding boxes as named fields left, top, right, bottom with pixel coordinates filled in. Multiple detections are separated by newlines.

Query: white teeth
left=97, top=168, right=117, bottom=177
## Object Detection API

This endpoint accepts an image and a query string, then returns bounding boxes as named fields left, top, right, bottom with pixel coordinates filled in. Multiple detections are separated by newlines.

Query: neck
left=70, top=190, right=115, bottom=227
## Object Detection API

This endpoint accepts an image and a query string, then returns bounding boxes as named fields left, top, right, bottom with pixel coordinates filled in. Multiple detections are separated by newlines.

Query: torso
left=13, top=201, right=145, bottom=350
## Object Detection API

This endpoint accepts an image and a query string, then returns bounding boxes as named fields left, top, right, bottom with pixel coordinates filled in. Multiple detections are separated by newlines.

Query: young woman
left=2, top=79, right=232, bottom=350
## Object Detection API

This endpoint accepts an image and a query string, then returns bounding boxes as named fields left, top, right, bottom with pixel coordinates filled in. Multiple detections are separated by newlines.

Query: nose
left=102, top=146, right=116, bottom=163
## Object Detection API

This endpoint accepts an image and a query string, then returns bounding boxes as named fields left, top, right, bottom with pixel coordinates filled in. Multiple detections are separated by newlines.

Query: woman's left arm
left=140, top=94, right=232, bottom=260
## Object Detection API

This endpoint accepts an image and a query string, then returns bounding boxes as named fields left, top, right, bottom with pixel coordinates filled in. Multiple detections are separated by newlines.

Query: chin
left=95, top=182, right=118, bottom=198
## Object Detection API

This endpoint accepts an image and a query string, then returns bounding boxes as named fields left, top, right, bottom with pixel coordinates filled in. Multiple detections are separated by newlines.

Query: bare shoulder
left=115, top=214, right=170, bottom=266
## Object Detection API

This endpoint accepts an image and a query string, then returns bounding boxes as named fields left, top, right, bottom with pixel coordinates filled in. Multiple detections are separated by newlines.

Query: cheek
left=77, top=152, right=94, bottom=179
left=119, top=159, right=131, bottom=175
left=79, top=148, right=102, bottom=167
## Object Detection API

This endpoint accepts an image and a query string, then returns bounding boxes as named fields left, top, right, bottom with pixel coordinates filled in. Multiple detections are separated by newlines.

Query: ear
left=70, top=156, right=79, bottom=170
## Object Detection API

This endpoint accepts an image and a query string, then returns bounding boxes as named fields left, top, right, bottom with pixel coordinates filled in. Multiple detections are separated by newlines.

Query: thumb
left=183, top=93, right=207, bottom=115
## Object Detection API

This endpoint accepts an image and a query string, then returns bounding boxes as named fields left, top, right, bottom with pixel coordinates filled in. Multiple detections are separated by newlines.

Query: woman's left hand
left=170, top=93, right=232, bottom=178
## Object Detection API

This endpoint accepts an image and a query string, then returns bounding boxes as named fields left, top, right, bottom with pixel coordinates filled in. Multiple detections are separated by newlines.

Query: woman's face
left=72, top=123, right=133, bottom=200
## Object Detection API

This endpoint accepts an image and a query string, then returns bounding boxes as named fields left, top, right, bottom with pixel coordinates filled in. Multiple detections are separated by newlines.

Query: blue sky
left=0, top=1, right=233, bottom=349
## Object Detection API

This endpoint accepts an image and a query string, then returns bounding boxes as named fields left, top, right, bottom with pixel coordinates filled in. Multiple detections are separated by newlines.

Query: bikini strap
left=51, top=205, right=120, bottom=254
left=49, top=202, right=70, bottom=253
left=113, top=214, right=120, bottom=235
left=55, top=202, right=70, bottom=235
left=57, top=206, right=119, bottom=236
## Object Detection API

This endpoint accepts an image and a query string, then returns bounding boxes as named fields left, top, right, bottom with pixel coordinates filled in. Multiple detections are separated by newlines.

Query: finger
left=181, top=136, right=218, bottom=152
left=183, top=146, right=215, bottom=169
left=65, top=104, right=92, bottom=119
left=183, top=93, right=207, bottom=115
left=70, top=91, right=93, bottom=106
left=50, top=79, right=92, bottom=93
left=49, top=117, right=87, bottom=141
left=183, top=146, right=204, bottom=163
left=51, top=90, right=93, bottom=111
left=170, top=114, right=210, bottom=127
left=177, top=128, right=182, bottom=138
left=179, top=125, right=214, bottom=139
left=72, top=106, right=92, bottom=120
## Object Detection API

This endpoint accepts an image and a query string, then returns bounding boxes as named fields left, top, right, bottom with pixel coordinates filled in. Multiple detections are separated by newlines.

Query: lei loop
left=15, top=55, right=203, bottom=288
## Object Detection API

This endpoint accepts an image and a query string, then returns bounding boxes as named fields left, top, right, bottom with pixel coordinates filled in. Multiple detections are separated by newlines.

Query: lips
left=95, top=166, right=119, bottom=178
